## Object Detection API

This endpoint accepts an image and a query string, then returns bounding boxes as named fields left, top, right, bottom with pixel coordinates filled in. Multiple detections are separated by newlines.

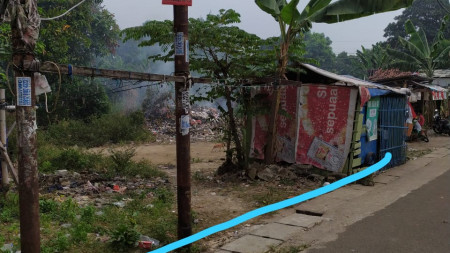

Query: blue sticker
left=175, top=32, right=184, bottom=56
left=16, top=77, right=32, bottom=106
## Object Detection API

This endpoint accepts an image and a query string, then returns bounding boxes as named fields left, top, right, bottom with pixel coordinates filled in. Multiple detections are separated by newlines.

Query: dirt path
left=132, top=142, right=226, bottom=165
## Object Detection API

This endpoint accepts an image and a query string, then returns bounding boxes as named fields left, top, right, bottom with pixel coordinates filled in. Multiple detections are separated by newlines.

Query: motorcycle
left=432, top=110, right=450, bottom=135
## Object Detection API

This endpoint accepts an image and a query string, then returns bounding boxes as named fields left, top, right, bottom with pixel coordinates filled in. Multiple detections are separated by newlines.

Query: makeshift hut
left=370, top=69, right=449, bottom=125
left=247, top=64, right=408, bottom=174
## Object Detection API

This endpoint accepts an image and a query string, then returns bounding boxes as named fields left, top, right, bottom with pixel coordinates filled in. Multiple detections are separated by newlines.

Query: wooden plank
left=352, top=157, right=362, bottom=168
left=0, top=142, right=18, bottom=185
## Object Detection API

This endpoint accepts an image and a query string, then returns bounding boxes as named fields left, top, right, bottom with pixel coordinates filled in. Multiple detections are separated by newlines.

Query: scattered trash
left=138, top=235, right=160, bottom=249
left=61, top=223, right=72, bottom=229
left=55, top=170, right=68, bottom=176
left=113, top=201, right=126, bottom=208
left=323, top=182, right=331, bottom=186
left=1, top=243, right=13, bottom=252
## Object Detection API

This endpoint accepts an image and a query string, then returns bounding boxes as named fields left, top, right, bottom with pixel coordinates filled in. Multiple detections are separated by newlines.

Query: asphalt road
left=308, top=169, right=450, bottom=253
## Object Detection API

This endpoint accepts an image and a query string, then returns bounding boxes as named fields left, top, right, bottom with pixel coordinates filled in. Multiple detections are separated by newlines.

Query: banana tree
left=255, top=0, right=415, bottom=78
left=255, top=0, right=414, bottom=163
left=387, top=16, right=450, bottom=78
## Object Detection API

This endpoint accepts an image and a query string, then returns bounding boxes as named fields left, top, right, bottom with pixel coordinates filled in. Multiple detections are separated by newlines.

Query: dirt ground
left=109, top=141, right=320, bottom=250
left=107, top=131, right=449, bottom=251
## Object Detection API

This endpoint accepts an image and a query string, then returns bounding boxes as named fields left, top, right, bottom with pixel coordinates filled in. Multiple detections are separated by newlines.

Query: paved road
left=308, top=169, right=450, bottom=253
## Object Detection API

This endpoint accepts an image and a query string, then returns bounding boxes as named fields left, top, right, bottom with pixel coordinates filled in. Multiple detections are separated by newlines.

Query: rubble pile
left=39, top=170, right=170, bottom=207
left=146, top=106, right=223, bottom=143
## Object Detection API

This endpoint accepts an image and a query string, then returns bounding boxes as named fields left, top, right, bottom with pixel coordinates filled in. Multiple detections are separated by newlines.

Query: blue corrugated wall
left=378, top=95, right=408, bottom=170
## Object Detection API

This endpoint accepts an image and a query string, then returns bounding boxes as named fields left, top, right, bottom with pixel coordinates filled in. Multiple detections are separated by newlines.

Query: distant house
left=369, top=69, right=448, bottom=125
left=431, top=69, right=450, bottom=88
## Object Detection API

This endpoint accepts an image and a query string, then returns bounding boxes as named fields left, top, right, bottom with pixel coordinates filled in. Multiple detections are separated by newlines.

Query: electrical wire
left=40, top=0, right=88, bottom=21
left=437, top=0, right=450, bottom=14
left=43, top=61, right=62, bottom=113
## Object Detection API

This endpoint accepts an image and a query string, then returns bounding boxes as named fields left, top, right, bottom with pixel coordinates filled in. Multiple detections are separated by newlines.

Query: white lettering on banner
left=317, top=87, right=338, bottom=134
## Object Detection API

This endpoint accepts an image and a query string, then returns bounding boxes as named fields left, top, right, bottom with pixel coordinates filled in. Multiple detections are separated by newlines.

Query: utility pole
left=10, top=0, right=41, bottom=251
left=173, top=4, right=192, bottom=251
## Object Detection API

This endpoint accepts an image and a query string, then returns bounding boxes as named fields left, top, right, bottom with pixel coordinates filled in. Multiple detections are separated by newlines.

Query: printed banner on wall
left=275, top=86, right=299, bottom=163
left=250, top=87, right=274, bottom=160
left=296, top=84, right=357, bottom=172
left=366, top=97, right=380, bottom=141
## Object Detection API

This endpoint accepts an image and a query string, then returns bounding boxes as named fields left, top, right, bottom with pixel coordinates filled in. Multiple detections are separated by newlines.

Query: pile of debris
left=38, top=170, right=170, bottom=208
left=146, top=106, right=223, bottom=143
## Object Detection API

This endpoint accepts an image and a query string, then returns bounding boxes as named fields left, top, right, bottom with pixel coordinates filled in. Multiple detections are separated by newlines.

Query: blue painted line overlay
left=149, top=152, right=392, bottom=253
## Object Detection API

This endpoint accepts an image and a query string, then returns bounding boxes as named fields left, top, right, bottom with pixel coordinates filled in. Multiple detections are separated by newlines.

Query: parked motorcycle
left=432, top=110, right=450, bottom=135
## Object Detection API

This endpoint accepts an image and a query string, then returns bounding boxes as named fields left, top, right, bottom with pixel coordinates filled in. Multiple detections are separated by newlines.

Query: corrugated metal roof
left=432, top=69, right=450, bottom=78
left=413, top=82, right=447, bottom=92
left=300, top=63, right=407, bottom=95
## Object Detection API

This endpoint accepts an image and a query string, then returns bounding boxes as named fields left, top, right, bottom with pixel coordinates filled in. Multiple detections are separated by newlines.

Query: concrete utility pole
left=10, top=0, right=41, bottom=251
left=173, top=4, right=192, bottom=251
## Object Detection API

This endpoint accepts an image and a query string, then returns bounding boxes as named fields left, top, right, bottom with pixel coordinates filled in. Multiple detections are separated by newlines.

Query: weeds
left=40, top=111, right=154, bottom=148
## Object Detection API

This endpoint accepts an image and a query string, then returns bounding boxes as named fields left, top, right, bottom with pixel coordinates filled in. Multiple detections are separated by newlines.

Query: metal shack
left=247, top=64, right=408, bottom=174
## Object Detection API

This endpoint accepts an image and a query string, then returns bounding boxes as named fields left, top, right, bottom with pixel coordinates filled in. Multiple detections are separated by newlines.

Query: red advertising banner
left=250, top=87, right=273, bottom=160
left=275, top=86, right=299, bottom=163
left=296, top=85, right=357, bottom=172
left=162, top=0, right=192, bottom=6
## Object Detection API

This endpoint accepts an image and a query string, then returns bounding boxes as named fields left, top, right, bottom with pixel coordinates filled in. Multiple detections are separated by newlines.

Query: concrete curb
left=217, top=147, right=450, bottom=253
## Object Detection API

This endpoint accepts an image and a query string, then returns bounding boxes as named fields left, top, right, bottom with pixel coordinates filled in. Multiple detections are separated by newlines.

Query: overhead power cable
left=41, top=0, right=87, bottom=21
left=437, top=0, right=450, bottom=14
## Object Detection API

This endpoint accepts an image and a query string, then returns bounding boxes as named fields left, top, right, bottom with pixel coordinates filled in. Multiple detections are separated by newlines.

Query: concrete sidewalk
left=216, top=146, right=450, bottom=253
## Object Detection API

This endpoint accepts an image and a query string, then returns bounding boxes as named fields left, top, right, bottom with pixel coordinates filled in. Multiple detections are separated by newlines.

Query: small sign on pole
left=16, top=77, right=32, bottom=107
left=175, top=32, right=185, bottom=56
left=162, top=0, right=192, bottom=6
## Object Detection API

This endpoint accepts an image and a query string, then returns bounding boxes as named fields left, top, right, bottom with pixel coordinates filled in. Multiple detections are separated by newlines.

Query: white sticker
left=16, top=77, right=32, bottom=106
left=175, top=32, right=184, bottom=56
left=181, top=115, right=190, bottom=136
left=185, top=40, right=189, bottom=62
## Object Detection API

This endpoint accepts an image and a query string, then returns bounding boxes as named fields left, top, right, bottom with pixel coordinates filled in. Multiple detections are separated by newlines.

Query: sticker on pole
left=185, top=40, right=189, bottom=63
left=175, top=32, right=184, bottom=56
left=16, top=77, right=32, bottom=106
left=181, top=115, right=190, bottom=136
left=162, top=0, right=192, bottom=6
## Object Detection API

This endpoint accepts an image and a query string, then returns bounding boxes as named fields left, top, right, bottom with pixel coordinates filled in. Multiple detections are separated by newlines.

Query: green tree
left=355, top=43, right=391, bottom=79
left=33, top=0, right=120, bottom=124
left=255, top=0, right=415, bottom=78
left=303, top=32, right=335, bottom=71
left=37, top=0, right=119, bottom=65
left=384, top=0, right=450, bottom=48
left=123, top=9, right=272, bottom=172
left=335, top=51, right=364, bottom=78
left=387, top=16, right=450, bottom=78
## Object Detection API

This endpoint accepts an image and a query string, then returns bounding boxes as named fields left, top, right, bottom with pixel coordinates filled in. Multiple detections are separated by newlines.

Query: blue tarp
left=368, top=88, right=391, bottom=97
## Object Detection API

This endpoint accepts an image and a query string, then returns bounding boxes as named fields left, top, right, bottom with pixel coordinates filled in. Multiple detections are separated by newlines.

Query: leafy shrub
left=40, top=111, right=154, bottom=148
left=0, top=192, right=19, bottom=222
left=109, top=223, right=140, bottom=251
left=110, top=148, right=136, bottom=173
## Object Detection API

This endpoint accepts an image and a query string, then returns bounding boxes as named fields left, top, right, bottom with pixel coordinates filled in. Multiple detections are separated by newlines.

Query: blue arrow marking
left=149, top=152, right=392, bottom=253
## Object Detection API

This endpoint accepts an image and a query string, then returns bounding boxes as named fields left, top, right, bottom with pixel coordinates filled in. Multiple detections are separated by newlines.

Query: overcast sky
left=102, top=0, right=405, bottom=55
